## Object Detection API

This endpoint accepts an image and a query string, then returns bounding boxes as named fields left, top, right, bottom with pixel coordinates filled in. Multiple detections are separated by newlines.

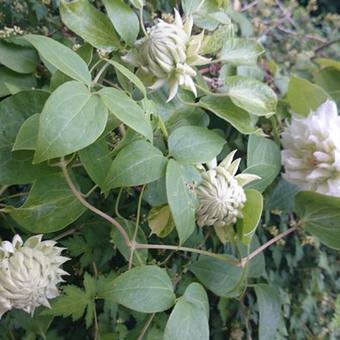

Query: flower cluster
left=123, top=9, right=210, bottom=101
left=281, top=100, right=340, bottom=197
left=196, top=151, right=260, bottom=229
left=0, top=235, right=69, bottom=318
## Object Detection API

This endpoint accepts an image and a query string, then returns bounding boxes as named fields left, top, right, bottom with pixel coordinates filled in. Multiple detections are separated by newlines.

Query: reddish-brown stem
left=240, top=226, right=298, bottom=268
left=61, top=161, right=131, bottom=247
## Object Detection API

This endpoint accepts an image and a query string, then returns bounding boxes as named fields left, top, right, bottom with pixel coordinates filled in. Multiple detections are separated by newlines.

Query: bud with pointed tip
left=0, top=234, right=69, bottom=318
left=122, top=9, right=210, bottom=101
left=196, top=151, right=260, bottom=228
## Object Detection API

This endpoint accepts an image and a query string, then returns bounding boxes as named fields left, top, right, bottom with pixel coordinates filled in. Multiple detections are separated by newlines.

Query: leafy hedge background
left=0, top=0, right=339, bottom=339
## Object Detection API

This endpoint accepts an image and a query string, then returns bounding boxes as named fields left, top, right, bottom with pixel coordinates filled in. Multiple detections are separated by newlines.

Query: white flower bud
left=281, top=100, right=340, bottom=197
left=0, top=234, right=69, bottom=318
left=196, top=151, right=260, bottom=228
left=122, top=9, right=210, bottom=101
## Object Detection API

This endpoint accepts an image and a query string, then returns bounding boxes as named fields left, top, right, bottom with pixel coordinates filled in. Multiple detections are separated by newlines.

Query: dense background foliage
left=0, top=0, right=339, bottom=339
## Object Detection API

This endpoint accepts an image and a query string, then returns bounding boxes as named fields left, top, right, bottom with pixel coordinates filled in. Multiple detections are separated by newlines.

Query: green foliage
left=166, top=160, right=197, bottom=244
left=295, top=191, right=340, bottom=249
left=244, top=134, right=281, bottom=192
left=0, top=0, right=339, bottom=339
left=254, top=284, right=281, bottom=340
left=168, top=126, right=225, bottom=163
left=59, top=0, right=121, bottom=49
left=111, top=265, right=176, bottom=313
left=34, top=81, right=108, bottom=162
left=7, top=173, right=86, bottom=233
left=25, top=34, right=92, bottom=85
left=164, top=283, right=209, bottom=340
left=237, top=189, right=263, bottom=244
left=99, top=87, right=153, bottom=141
left=287, top=75, right=329, bottom=116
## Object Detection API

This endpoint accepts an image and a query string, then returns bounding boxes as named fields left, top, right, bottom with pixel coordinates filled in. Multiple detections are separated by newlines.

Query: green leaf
left=182, top=0, right=205, bottom=15
left=104, top=140, right=167, bottom=189
left=223, top=76, right=277, bottom=116
left=286, top=75, right=329, bottom=117
left=43, top=273, right=110, bottom=328
left=34, top=81, right=108, bottom=163
left=111, top=218, right=148, bottom=266
left=266, top=179, right=300, bottom=213
left=295, top=191, right=340, bottom=250
left=7, top=173, right=86, bottom=233
left=164, top=283, right=209, bottom=340
left=182, top=282, right=210, bottom=319
left=243, top=135, right=281, bottom=192
left=199, top=96, right=262, bottom=134
left=220, top=38, right=264, bottom=65
left=0, top=90, right=48, bottom=145
left=12, top=113, right=39, bottom=151
left=314, top=67, right=340, bottom=107
left=237, top=189, right=263, bottom=244
left=105, top=59, right=146, bottom=97
left=99, top=87, right=153, bottom=141
left=315, top=58, right=340, bottom=71
left=243, top=236, right=266, bottom=278
left=24, top=34, right=91, bottom=86
left=62, top=222, right=114, bottom=268
left=189, top=255, right=243, bottom=297
left=144, top=177, right=168, bottom=207
left=0, top=90, right=52, bottom=185
left=147, top=205, right=175, bottom=238
left=151, top=89, right=209, bottom=132
left=202, top=24, right=235, bottom=55
left=183, top=0, right=230, bottom=31
left=166, top=160, right=197, bottom=244
left=10, top=310, right=54, bottom=337
left=112, top=265, right=176, bottom=313
left=77, top=43, right=94, bottom=64
left=0, top=66, right=37, bottom=97
left=0, top=40, right=38, bottom=74
left=228, top=9, right=253, bottom=36
left=168, top=126, right=225, bottom=163
left=43, top=285, right=89, bottom=321
left=79, top=137, right=112, bottom=190
left=254, top=284, right=281, bottom=340
left=103, top=0, right=139, bottom=46
left=60, top=0, right=121, bottom=50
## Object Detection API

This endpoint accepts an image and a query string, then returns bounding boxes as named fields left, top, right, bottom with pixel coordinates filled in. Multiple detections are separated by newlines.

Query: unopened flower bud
left=196, top=151, right=260, bottom=228
left=123, top=9, right=210, bottom=101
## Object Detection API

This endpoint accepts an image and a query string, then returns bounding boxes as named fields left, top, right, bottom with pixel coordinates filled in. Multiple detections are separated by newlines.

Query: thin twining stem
left=60, top=160, right=131, bottom=247
left=61, top=159, right=298, bottom=268
left=128, top=185, right=145, bottom=269
left=133, top=242, right=240, bottom=266
left=240, top=225, right=298, bottom=268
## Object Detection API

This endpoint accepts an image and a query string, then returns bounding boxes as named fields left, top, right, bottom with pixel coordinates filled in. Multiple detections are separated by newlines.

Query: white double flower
left=281, top=100, right=340, bottom=197
left=0, top=234, right=69, bottom=318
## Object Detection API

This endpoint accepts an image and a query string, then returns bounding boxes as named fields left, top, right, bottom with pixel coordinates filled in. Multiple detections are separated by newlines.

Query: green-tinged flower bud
left=122, top=9, right=211, bottom=101
left=0, top=235, right=69, bottom=318
left=196, top=151, right=260, bottom=228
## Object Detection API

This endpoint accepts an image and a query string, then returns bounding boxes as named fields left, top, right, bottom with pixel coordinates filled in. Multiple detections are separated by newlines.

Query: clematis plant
left=0, top=0, right=339, bottom=338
